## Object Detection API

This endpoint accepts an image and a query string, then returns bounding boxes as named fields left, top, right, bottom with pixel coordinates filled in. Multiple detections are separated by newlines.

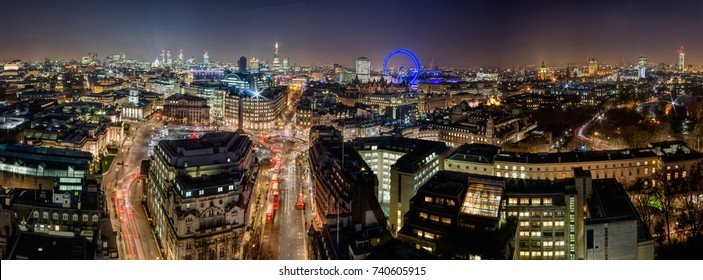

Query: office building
left=356, top=57, right=371, bottom=83
left=146, top=132, right=255, bottom=260
left=351, top=137, right=449, bottom=235
left=224, top=86, right=287, bottom=131
left=638, top=56, right=647, bottom=78
left=308, top=126, right=387, bottom=259
left=443, top=141, right=702, bottom=185
left=238, top=56, right=247, bottom=72
left=398, top=169, right=654, bottom=259
left=163, top=94, right=210, bottom=125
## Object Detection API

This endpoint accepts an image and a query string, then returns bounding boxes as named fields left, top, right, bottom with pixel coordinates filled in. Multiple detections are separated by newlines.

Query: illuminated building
left=121, top=88, right=154, bottom=120
left=351, top=137, right=449, bottom=235
left=223, top=86, right=287, bottom=131
left=588, top=57, right=598, bottom=78
left=146, top=132, right=255, bottom=260
left=178, top=49, right=184, bottom=66
left=426, top=114, right=537, bottom=148
left=638, top=56, right=647, bottom=78
left=146, top=76, right=180, bottom=98
left=539, top=61, right=547, bottom=80
left=444, top=141, right=702, bottom=185
left=308, top=126, right=387, bottom=259
left=203, top=51, right=209, bottom=66
left=272, top=42, right=281, bottom=71
left=398, top=169, right=654, bottom=259
left=0, top=144, right=93, bottom=190
left=163, top=94, right=210, bottom=125
left=356, top=57, right=371, bottom=83
left=678, top=46, right=685, bottom=72
left=22, top=102, right=122, bottom=157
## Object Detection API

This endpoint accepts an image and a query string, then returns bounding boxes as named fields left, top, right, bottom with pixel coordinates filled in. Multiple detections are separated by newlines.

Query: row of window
left=33, top=211, right=98, bottom=222
left=508, top=197, right=553, bottom=206
left=519, top=251, right=565, bottom=257
left=418, top=212, right=452, bottom=225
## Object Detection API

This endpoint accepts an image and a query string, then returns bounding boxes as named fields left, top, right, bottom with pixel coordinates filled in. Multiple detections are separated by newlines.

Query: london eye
left=383, top=49, right=421, bottom=84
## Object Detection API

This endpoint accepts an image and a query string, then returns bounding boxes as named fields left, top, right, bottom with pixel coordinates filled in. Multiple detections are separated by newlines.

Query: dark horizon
left=2, top=0, right=702, bottom=67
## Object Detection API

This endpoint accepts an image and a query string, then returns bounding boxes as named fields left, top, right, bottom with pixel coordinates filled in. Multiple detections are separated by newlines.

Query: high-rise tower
left=178, top=49, right=184, bottom=65
left=203, top=51, right=210, bottom=65
left=638, top=56, right=647, bottom=78
left=678, top=46, right=685, bottom=72
left=272, top=42, right=281, bottom=71
left=356, top=57, right=371, bottom=83
left=238, top=56, right=247, bottom=72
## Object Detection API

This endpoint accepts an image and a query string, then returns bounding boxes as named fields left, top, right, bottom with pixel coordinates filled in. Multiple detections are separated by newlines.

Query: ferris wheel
left=383, top=49, right=421, bottom=84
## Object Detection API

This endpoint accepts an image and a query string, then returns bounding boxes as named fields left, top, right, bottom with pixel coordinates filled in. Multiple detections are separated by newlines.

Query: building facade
left=146, top=132, right=255, bottom=260
left=163, top=94, right=210, bottom=125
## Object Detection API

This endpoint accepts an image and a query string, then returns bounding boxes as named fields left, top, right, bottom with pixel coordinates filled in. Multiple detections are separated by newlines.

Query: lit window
left=199, top=190, right=204, bottom=195
left=508, top=198, right=518, bottom=205
left=543, top=198, right=552, bottom=205
left=531, top=198, right=541, bottom=205
left=424, top=196, right=433, bottom=203
left=218, top=187, right=223, bottom=192
left=186, top=191, right=192, bottom=197
left=419, top=212, right=428, bottom=219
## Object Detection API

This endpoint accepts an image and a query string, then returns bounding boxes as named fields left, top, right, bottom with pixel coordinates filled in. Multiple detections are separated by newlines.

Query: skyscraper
left=355, top=57, right=370, bottom=83
left=638, top=56, right=647, bottom=78
left=177, top=49, right=184, bottom=66
left=272, top=42, right=281, bottom=71
left=238, top=56, right=247, bottom=72
left=678, top=46, right=685, bottom=72
left=166, top=50, right=172, bottom=66
left=203, top=50, right=209, bottom=65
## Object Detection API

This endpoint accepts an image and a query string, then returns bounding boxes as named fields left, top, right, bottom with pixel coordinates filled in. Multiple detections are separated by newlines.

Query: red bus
left=271, top=182, right=280, bottom=202
left=296, top=193, right=304, bottom=210
left=265, top=203, right=274, bottom=224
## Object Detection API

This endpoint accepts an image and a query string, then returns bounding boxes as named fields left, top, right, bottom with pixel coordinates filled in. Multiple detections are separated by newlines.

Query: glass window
left=419, top=212, right=428, bottom=219
left=62, top=213, right=68, bottom=221
left=531, top=198, right=541, bottom=205
left=73, top=214, right=78, bottom=221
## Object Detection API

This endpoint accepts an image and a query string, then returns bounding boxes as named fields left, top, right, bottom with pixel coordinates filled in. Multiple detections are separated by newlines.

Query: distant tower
left=178, top=49, right=184, bottom=65
left=203, top=51, right=210, bottom=65
left=160, top=49, right=166, bottom=65
left=282, top=57, right=290, bottom=70
left=638, top=56, right=647, bottom=78
left=356, top=57, right=371, bottom=83
left=588, top=57, right=598, bottom=78
left=539, top=61, right=547, bottom=80
left=238, top=56, right=247, bottom=72
left=166, top=50, right=172, bottom=66
left=129, top=88, right=139, bottom=105
left=272, top=42, right=281, bottom=71
left=678, top=46, right=685, bottom=72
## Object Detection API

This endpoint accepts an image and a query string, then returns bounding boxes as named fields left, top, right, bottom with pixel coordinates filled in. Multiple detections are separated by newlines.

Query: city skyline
left=2, top=0, right=702, bottom=67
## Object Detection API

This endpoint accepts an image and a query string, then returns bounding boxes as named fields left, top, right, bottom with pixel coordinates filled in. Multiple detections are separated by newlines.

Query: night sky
left=2, top=0, right=702, bottom=67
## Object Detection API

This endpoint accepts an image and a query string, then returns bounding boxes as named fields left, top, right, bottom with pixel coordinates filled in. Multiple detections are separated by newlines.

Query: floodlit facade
left=146, top=132, right=255, bottom=260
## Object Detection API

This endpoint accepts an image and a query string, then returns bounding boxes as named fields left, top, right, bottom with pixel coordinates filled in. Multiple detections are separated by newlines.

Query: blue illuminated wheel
left=383, top=49, right=420, bottom=84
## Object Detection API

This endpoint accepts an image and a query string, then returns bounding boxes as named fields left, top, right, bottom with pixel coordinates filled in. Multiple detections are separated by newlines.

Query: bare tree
left=677, top=163, right=703, bottom=238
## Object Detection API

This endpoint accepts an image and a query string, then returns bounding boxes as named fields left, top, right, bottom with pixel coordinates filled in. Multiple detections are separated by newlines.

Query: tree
left=676, top=163, right=703, bottom=238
